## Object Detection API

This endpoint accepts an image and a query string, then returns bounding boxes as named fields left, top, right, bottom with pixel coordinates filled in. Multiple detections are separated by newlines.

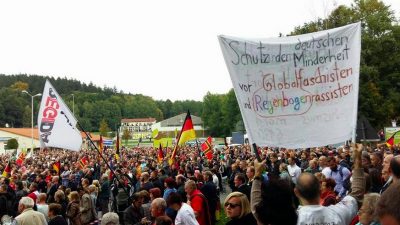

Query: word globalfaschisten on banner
left=219, top=22, right=361, bottom=148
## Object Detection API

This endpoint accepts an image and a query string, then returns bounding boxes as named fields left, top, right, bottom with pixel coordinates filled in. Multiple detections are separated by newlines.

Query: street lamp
left=71, top=94, right=75, bottom=116
left=22, top=90, right=42, bottom=153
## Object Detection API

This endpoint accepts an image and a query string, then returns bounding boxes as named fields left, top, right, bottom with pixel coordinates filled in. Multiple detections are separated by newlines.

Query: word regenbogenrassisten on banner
left=218, top=22, right=361, bottom=148
left=38, top=80, right=82, bottom=151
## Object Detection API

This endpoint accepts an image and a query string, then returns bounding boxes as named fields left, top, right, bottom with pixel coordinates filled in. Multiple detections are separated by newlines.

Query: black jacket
left=226, top=213, right=257, bottom=225
left=49, top=215, right=68, bottom=225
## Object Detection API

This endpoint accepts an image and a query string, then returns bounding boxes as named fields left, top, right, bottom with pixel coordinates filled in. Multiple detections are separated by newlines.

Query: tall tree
left=99, top=119, right=110, bottom=137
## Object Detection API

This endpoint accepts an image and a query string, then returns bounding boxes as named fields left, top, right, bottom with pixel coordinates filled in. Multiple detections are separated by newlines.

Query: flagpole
left=77, top=122, right=131, bottom=200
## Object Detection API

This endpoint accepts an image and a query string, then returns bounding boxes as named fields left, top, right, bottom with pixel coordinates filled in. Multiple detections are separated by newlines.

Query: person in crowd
left=319, top=178, right=337, bottom=206
left=376, top=181, right=400, bottom=225
left=101, top=212, right=120, bottom=225
left=200, top=171, right=218, bottom=225
left=141, top=172, right=155, bottom=192
left=252, top=143, right=365, bottom=225
left=140, top=190, right=152, bottom=220
left=98, top=174, right=111, bottom=215
left=155, top=216, right=173, bottom=225
left=185, top=180, right=211, bottom=225
left=163, top=177, right=177, bottom=200
left=48, top=203, right=68, bottom=225
left=233, top=173, right=250, bottom=201
left=304, top=159, right=319, bottom=175
left=167, top=192, right=199, bottom=225
left=79, top=187, right=97, bottom=225
left=287, top=157, right=301, bottom=185
left=37, top=193, right=50, bottom=222
left=369, top=152, right=384, bottom=193
left=355, top=193, right=381, bottom=225
left=175, top=175, right=187, bottom=202
left=224, top=192, right=257, bottom=225
left=150, top=197, right=167, bottom=219
left=380, top=154, right=394, bottom=193
left=322, top=156, right=352, bottom=199
left=150, top=188, right=162, bottom=201
left=54, top=190, right=68, bottom=219
left=67, top=191, right=82, bottom=225
left=319, top=156, right=328, bottom=171
left=15, top=196, right=47, bottom=225
left=123, top=192, right=148, bottom=225
left=267, top=153, right=281, bottom=179
left=47, top=176, right=59, bottom=203
left=245, top=166, right=255, bottom=188
left=279, top=163, right=292, bottom=184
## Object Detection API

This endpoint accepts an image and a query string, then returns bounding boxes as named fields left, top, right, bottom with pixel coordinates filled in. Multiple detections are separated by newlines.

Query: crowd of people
left=0, top=141, right=400, bottom=225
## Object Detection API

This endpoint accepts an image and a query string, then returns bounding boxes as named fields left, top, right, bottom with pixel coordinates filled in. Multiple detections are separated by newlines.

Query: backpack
left=331, top=166, right=351, bottom=190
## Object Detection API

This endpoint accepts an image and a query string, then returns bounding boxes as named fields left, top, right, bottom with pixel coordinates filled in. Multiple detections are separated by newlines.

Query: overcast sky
left=0, top=0, right=398, bottom=101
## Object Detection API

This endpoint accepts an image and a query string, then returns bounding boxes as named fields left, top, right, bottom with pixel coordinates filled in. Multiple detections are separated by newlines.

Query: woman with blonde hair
left=356, top=193, right=381, bottom=225
left=66, top=191, right=82, bottom=225
left=223, top=192, right=257, bottom=225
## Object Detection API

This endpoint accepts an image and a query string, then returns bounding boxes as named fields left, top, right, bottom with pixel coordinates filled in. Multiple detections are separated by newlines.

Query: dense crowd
left=0, top=142, right=400, bottom=225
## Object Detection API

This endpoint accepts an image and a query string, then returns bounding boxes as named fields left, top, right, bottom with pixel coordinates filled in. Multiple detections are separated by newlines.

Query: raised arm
left=349, top=143, right=366, bottom=205
left=251, top=159, right=265, bottom=219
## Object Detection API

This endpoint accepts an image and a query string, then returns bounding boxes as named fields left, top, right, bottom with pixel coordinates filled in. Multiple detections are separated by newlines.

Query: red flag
left=78, top=156, right=89, bottom=169
left=53, top=161, right=60, bottom=175
left=201, top=137, right=213, bottom=160
left=386, top=130, right=400, bottom=147
left=158, top=143, right=164, bottom=163
left=15, top=151, right=26, bottom=167
left=2, top=161, right=11, bottom=177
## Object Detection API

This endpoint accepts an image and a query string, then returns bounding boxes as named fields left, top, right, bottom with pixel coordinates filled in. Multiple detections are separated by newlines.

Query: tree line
left=0, top=75, right=241, bottom=137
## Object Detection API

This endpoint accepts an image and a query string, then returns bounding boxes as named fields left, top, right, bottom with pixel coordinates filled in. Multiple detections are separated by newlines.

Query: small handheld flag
left=386, top=130, right=400, bottom=147
left=2, top=161, right=11, bottom=177
left=201, top=137, right=213, bottom=160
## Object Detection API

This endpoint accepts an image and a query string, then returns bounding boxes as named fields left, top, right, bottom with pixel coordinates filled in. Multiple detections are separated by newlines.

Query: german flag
left=53, top=161, right=60, bottom=175
left=2, top=161, right=11, bottom=177
left=78, top=156, right=89, bottom=169
left=157, top=143, right=164, bottom=163
left=115, top=129, right=120, bottom=161
left=99, top=135, right=104, bottom=155
left=386, top=130, right=400, bottom=147
left=169, top=110, right=196, bottom=164
left=201, top=136, right=213, bottom=160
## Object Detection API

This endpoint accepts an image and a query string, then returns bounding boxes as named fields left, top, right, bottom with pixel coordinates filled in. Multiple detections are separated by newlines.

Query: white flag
left=219, top=22, right=361, bottom=148
left=38, top=80, right=82, bottom=151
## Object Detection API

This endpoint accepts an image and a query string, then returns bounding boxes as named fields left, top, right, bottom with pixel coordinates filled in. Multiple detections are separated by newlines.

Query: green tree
left=99, top=119, right=110, bottom=137
left=22, top=106, right=31, bottom=127
left=202, top=92, right=225, bottom=136
left=5, top=138, right=18, bottom=150
left=10, top=81, right=29, bottom=91
left=122, top=128, right=131, bottom=144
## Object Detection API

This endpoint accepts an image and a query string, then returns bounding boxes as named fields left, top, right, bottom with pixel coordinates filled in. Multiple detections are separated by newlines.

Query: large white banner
left=219, top=23, right=361, bottom=148
left=38, top=80, right=82, bottom=151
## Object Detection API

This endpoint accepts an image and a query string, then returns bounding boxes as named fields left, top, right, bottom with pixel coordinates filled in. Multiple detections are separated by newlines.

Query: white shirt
left=175, top=203, right=199, bottom=225
left=297, top=195, right=358, bottom=225
left=287, top=164, right=301, bottom=184
left=212, top=174, right=219, bottom=189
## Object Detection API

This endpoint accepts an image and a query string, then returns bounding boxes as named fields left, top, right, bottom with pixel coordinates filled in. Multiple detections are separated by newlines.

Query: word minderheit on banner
left=38, top=80, right=82, bottom=151
left=218, top=22, right=361, bottom=148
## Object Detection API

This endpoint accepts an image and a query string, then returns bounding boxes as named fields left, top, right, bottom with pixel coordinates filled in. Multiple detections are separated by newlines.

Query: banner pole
left=77, top=122, right=131, bottom=201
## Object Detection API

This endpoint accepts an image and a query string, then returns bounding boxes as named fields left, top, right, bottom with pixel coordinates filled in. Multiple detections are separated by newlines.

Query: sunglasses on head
left=224, top=202, right=241, bottom=208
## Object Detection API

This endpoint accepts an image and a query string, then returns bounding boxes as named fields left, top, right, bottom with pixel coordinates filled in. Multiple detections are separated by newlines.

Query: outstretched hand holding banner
left=219, top=22, right=361, bottom=148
